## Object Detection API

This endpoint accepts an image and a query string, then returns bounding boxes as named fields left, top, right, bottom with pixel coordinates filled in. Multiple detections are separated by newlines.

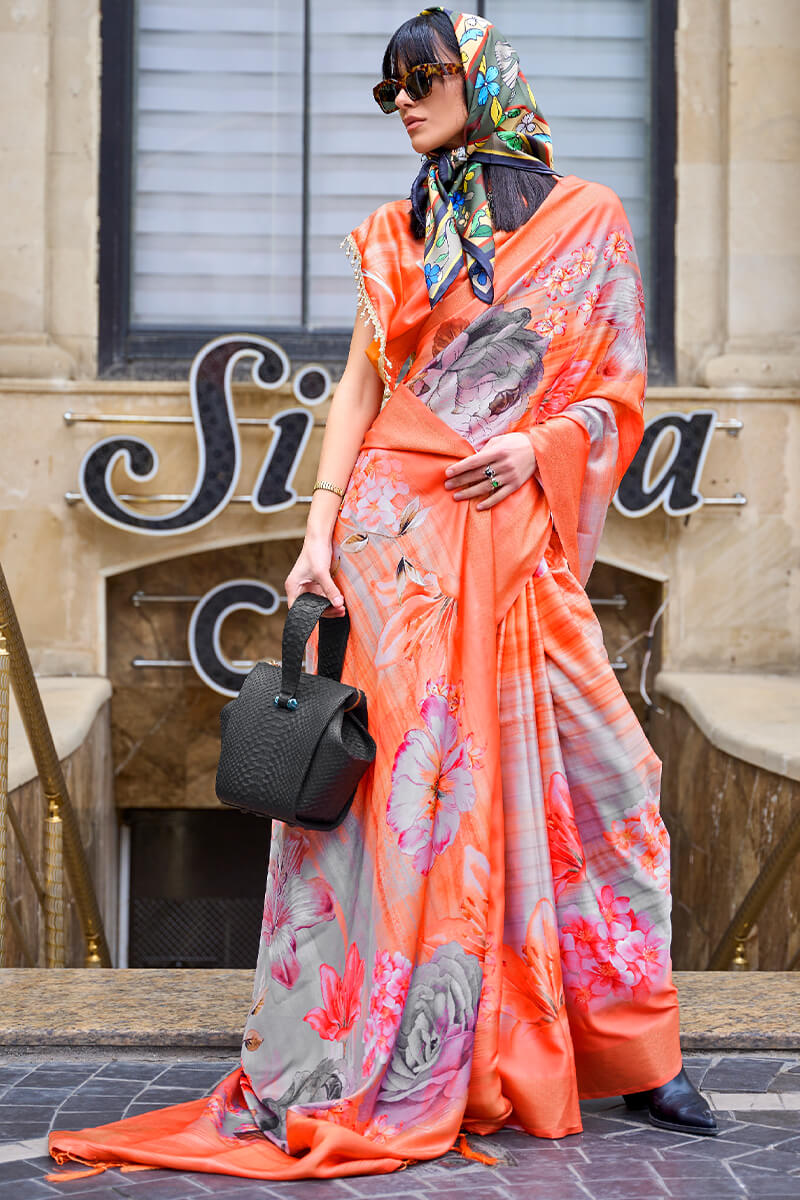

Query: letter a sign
left=613, top=410, right=718, bottom=518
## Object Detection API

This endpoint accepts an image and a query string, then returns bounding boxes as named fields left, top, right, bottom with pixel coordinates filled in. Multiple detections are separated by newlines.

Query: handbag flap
left=216, top=660, right=362, bottom=814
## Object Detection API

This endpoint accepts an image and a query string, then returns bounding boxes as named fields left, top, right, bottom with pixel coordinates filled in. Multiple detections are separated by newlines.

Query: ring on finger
left=490, top=477, right=501, bottom=490
left=484, top=465, right=496, bottom=479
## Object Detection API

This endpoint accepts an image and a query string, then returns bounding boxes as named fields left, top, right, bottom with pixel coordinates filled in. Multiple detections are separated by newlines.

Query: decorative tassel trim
left=46, top=1149, right=157, bottom=1182
left=341, top=234, right=393, bottom=406
left=455, top=1131, right=499, bottom=1166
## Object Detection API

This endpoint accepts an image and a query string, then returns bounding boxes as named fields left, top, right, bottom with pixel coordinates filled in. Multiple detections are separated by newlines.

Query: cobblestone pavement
left=0, top=1054, right=798, bottom=1199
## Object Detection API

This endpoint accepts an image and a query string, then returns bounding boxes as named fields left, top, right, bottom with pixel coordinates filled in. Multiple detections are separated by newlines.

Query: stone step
left=0, top=969, right=798, bottom=1054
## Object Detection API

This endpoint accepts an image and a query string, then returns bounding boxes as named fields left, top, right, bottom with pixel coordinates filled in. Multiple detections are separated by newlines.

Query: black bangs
left=385, top=9, right=559, bottom=240
left=382, top=10, right=461, bottom=78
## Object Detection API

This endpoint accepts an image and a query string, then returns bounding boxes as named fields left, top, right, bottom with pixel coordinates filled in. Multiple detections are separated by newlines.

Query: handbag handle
left=276, top=592, right=350, bottom=707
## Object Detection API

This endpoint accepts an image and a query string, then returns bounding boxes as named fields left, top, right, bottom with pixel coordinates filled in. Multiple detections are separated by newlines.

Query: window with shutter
left=488, top=1, right=652, bottom=292
left=99, top=0, right=674, bottom=377
left=132, top=1, right=304, bottom=328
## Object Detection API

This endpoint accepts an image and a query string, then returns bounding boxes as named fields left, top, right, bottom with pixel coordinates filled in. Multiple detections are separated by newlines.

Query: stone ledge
left=0, top=969, right=797, bottom=1051
left=0, top=335, right=76, bottom=380
left=655, top=671, right=800, bottom=783
left=8, top=676, right=112, bottom=792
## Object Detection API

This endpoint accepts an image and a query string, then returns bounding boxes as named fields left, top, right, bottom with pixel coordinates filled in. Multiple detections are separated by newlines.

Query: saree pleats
left=49, top=177, right=681, bottom=1182
left=494, top=540, right=681, bottom=1124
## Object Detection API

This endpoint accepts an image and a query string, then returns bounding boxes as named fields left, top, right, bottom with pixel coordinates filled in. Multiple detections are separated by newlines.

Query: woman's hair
left=383, top=12, right=556, bottom=239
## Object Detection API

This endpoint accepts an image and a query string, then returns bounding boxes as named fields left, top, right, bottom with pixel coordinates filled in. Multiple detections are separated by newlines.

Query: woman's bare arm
left=285, top=312, right=384, bottom=612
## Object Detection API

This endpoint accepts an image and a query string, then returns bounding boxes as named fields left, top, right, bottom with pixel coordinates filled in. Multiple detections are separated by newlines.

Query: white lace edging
left=341, top=234, right=393, bottom=404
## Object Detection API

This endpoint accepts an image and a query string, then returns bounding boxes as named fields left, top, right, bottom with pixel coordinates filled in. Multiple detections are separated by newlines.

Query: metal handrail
left=0, top=563, right=111, bottom=967
left=707, top=803, right=800, bottom=970
left=64, top=492, right=314, bottom=506
left=0, top=630, right=7, bottom=964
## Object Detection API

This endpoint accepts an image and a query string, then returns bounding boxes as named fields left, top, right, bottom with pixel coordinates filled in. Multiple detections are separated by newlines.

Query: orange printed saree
left=49, top=176, right=681, bottom=1183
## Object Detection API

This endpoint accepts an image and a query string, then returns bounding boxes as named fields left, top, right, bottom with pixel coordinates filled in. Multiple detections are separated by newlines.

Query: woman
left=48, top=7, right=716, bottom=1185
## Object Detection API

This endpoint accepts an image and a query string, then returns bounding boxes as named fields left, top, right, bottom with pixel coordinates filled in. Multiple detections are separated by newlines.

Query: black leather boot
left=623, top=1067, right=718, bottom=1135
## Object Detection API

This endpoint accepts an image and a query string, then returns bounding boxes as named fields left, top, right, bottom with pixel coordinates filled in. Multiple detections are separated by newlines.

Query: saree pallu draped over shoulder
left=48, top=177, right=681, bottom=1184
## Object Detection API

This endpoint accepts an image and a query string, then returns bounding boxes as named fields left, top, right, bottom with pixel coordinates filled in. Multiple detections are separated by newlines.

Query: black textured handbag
left=215, top=592, right=376, bottom=829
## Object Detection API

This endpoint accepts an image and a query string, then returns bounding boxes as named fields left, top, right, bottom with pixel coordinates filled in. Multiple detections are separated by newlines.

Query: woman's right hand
left=285, top=536, right=345, bottom=617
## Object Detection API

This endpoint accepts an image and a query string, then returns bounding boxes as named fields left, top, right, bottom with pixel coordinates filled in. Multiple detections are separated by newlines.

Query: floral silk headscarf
left=416, top=8, right=556, bottom=306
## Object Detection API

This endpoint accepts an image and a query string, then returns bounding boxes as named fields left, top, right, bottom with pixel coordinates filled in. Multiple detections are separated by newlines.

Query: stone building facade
left=0, top=0, right=797, bottom=971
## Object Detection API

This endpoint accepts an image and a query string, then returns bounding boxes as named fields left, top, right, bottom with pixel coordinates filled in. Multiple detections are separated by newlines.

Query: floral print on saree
left=48, top=177, right=682, bottom=1182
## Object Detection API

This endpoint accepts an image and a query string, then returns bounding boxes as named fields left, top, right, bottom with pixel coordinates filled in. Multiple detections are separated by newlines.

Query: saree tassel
left=455, top=1131, right=498, bottom=1166
left=45, top=1149, right=156, bottom=1181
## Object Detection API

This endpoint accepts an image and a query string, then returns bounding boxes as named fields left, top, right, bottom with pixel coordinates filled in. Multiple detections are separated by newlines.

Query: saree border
left=341, top=233, right=394, bottom=404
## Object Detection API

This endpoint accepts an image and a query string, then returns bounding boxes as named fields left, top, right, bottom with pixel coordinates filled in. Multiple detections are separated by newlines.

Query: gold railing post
left=44, top=797, right=65, bottom=967
left=0, top=631, right=9, bottom=966
left=0, top=561, right=111, bottom=967
left=730, top=930, right=751, bottom=971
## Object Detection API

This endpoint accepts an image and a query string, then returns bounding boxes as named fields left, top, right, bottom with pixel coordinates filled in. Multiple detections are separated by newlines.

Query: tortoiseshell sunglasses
left=373, top=62, right=463, bottom=113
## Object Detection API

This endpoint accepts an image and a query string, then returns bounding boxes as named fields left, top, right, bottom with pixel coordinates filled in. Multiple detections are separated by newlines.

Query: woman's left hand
left=443, top=432, right=537, bottom=510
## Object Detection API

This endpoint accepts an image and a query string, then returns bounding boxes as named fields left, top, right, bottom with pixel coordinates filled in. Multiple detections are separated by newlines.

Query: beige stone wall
left=0, top=0, right=99, bottom=379
left=601, top=389, right=800, bottom=672
left=0, top=0, right=797, bottom=677
left=677, top=0, right=800, bottom=387
left=0, top=381, right=321, bottom=675
left=0, top=0, right=797, bottom=384
left=0, top=379, right=797, bottom=677
left=0, top=0, right=797, bottom=971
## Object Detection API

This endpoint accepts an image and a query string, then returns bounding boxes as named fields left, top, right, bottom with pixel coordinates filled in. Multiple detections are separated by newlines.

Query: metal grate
left=130, top=896, right=262, bottom=969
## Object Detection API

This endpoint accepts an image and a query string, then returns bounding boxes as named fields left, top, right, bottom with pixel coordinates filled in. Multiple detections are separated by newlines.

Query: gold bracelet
left=313, top=479, right=345, bottom=500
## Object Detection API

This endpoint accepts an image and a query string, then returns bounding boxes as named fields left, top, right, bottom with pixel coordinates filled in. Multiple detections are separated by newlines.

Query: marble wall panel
left=108, top=539, right=304, bottom=809
left=3, top=700, right=116, bottom=968
left=3, top=777, right=43, bottom=967
left=650, top=697, right=800, bottom=971
left=584, top=562, right=664, bottom=727
left=107, top=547, right=662, bottom=809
